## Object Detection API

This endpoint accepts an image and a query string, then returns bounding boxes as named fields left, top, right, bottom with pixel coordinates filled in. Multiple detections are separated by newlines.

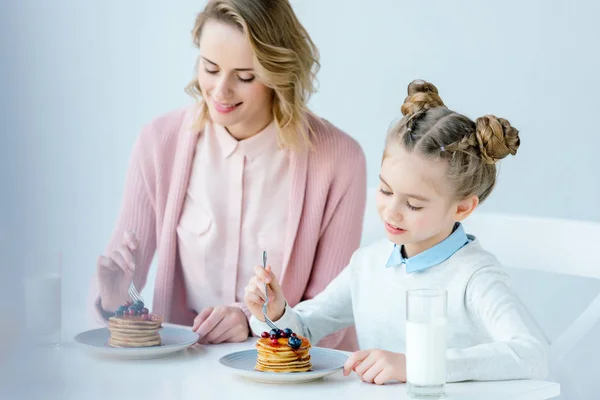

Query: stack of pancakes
left=255, top=335, right=312, bottom=372
left=107, top=314, right=163, bottom=348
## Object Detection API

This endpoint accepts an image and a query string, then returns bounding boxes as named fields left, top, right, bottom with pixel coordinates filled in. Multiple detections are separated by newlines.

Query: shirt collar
left=212, top=120, right=278, bottom=161
left=385, top=223, right=469, bottom=273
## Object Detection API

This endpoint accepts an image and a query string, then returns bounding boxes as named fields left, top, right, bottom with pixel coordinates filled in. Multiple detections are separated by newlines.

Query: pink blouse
left=176, top=121, right=289, bottom=312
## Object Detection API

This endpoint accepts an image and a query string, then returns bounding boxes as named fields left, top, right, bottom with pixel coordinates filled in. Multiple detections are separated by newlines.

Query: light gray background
left=2, top=1, right=599, bottom=398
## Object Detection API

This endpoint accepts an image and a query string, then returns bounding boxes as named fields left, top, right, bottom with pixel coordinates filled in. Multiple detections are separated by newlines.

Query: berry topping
left=288, top=336, right=301, bottom=349
left=270, top=338, right=279, bottom=345
left=141, top=307, right=149, bottom=315
left=290, top=333, right=297, bottom=337
left=280, top=331, right=288, bottom=338
left=127, top=308, right=137, bottom=316
left=141, top=314, right=150, bottom=321
left=269, top=329, right=280, bottom=338
left=269, top=333, right=277, bottom=340
left=261, top=332, right=269, bottom=338
left=115, top=309, right=124, bottom=316
left=134, top=300, right=144, bottom=309
left=283, top=328, right=293, bottom=336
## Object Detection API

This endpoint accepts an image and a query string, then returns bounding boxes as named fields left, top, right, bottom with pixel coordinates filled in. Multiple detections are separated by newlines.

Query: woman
left=88, top=0, right=366, bottom=350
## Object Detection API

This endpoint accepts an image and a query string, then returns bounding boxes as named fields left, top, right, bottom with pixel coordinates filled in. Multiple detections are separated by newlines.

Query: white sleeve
left=249, top=254, right=356, bottom=343
left=446, top=267, right=549, bottom=382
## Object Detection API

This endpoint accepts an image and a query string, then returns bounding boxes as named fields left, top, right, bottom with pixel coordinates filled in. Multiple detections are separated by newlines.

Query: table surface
left=1, top=323, right=560, bottom=400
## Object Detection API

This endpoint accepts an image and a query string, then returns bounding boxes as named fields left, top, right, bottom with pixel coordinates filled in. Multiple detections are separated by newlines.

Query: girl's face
left=197, top=20, right=274, bottom=139
left=375, top=144, right=476, bottom=257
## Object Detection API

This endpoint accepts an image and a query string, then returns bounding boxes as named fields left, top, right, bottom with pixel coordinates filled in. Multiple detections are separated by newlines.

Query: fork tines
left=128, top=283, right=144, bottom=303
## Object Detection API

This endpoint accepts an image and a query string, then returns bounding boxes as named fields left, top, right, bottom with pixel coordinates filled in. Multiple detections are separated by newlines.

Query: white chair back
left=464, top=212, right=600, bottom=280
left=464, top=211, right=600, bottom=399
left=463, top=211, right=600, bottom=363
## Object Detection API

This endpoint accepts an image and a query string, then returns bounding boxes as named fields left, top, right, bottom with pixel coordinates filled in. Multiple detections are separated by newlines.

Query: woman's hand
left=96, top=231, right=138, bottom=312
left=192, top=306, right=249, bottom=344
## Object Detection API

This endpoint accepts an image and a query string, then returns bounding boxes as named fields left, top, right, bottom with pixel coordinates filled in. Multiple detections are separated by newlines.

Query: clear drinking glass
left=406, top=289, right=448, bottom=398
left=23, top=249, right=62, bottom=346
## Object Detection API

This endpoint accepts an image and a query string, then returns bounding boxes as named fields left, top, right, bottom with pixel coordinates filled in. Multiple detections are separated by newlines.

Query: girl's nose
left=386, top=207, right=403, bottom=223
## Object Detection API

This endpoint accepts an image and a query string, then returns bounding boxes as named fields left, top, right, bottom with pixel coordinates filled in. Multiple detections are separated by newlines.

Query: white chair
left=463, top=212, right=600, bottom=363
left=463, top=212, right=600, bottom=399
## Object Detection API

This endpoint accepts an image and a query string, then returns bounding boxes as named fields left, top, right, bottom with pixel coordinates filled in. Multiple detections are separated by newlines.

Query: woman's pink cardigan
left=88, top=104, right=367, bottom=350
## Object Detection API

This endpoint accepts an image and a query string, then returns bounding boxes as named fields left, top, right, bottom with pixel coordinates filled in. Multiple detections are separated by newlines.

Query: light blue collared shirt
left=385, top=223, right=470, bottom=273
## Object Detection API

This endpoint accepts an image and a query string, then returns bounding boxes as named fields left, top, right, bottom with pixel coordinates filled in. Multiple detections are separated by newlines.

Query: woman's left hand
left=192, top=306, right=249, bottom=344
left=343, top=349, right=407, bottom=384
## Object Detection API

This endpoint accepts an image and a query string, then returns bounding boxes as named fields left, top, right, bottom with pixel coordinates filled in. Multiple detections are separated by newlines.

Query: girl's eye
left=379, top=188, right=392, bottom=196
left=205, top=68, right=218, bottom=74
left=406, top=201, right=423, bottom=211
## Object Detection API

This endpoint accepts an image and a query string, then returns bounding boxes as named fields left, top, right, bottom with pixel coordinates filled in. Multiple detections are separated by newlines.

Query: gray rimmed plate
left=219, top=347, right=348, bottom=384
left=74, top=326, right=199, bottom=360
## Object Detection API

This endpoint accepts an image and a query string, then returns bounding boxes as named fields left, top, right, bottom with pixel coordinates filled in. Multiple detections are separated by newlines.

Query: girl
left=88, top=0, right=366, bottom=350
left=244, top=80, right=548, bottom=383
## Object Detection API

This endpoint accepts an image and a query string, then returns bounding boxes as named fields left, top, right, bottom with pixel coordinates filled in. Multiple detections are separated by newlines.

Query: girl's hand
left=343, top=349, right=407, bottom=385
left=244, top=265, right=286, bottom=322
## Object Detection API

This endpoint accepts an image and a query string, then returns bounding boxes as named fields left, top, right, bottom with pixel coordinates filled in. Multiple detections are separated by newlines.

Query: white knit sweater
left=250, top=236, right=549, bottom=382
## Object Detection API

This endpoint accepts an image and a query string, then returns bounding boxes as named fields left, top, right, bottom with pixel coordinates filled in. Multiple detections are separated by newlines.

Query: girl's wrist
left=272, top=300, right=287, bottom=322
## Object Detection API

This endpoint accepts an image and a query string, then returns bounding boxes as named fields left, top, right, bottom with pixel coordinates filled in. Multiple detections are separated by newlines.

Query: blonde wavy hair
left=185, top=0, right=320, bottom=149
left=386, top=80, right=521, bottom=203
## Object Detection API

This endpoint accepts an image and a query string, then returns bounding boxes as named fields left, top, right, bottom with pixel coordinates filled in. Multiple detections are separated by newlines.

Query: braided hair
left=384, top=79, right=520, bottom=203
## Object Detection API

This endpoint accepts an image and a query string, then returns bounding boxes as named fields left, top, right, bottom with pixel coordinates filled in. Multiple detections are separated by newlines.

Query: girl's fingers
left=253, top=265, right=272, bottom=283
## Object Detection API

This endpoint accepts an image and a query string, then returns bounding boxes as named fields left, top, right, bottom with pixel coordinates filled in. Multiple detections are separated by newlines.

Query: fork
left=261, top=250, right=279, bottom=331
left=128, top=262, right=145, bottom=305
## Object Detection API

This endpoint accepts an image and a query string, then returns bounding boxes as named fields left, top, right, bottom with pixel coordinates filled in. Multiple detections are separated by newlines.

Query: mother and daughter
left=89, top=0, right=548, bottom=384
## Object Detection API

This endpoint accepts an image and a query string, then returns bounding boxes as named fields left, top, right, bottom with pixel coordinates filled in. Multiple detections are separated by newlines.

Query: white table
left=2, top=323, right=560, bottom=400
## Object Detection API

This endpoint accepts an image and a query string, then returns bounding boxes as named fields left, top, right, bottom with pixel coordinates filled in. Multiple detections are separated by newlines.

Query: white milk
left=24, top=272, right=61, bottom=345
left=406, top=319, right=447, bottom=386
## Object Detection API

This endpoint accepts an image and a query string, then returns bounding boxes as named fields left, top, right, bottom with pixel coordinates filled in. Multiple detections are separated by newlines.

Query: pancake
left=107, top=301, right=163, bottom=348
left=108, top=336, right=161, bottom=348
left=255, top=332, right=312, bottom=373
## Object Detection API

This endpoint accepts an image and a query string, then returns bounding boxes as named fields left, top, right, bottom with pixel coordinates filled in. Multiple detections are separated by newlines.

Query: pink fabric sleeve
left=88, top=127, right=158, bottom=325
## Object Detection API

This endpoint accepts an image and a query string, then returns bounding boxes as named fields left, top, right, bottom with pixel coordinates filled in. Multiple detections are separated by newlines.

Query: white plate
left=74, top=326, right=199, bottom=360
left=219, top=347, right=348, bottom=384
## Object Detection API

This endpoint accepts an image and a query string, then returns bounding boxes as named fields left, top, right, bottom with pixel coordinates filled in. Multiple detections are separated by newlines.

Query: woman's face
left=197, top=20, right=274, bottom=139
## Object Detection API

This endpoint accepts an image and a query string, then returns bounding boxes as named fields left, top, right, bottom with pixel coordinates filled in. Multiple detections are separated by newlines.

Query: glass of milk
left=23, top=249, right=62, bottom=347
left=406, top=289, right=447, bottom=398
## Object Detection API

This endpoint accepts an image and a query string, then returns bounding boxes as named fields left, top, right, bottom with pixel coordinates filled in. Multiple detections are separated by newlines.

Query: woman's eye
left=238, top=75, right=255, bottom=83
